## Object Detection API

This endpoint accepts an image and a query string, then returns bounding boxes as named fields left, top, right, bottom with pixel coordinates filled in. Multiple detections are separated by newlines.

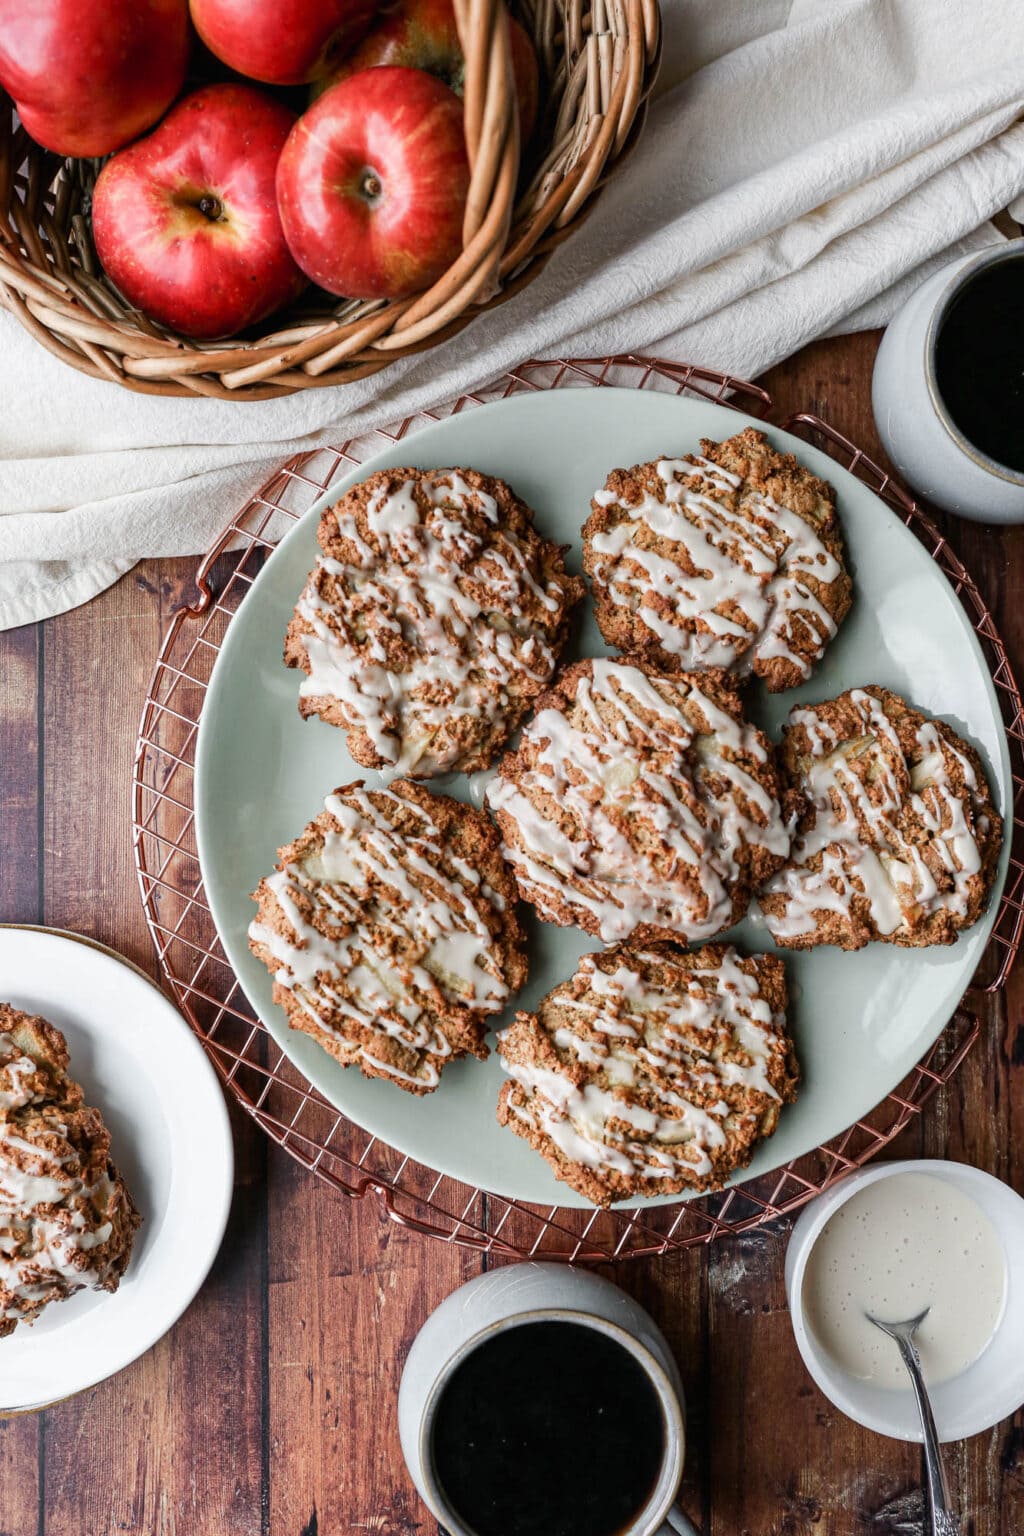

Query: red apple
left=0, top=0, right=190, bottom=157
left=189, top=0, right=377, bottom=86
left=276, top=66, right=469, bottom=301
left=92, top=85, right=306, bottom=339
left=314, top=0, right=539, bottom=142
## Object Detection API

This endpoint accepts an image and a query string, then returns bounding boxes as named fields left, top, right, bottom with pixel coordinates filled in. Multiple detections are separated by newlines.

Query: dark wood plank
left=0, top=620, right=46, bottom=1534
left=39, top=567, right=173, bottom=965
left=0, top=622, right=41, bottom=924
left=266, top=1143, right=481, bottom=1536
left=0, top=1410, right=42, bottom=1536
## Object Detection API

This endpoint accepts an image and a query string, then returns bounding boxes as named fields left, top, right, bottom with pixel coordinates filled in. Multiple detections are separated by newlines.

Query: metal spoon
left=866, top=1308, right=959, bottom=1536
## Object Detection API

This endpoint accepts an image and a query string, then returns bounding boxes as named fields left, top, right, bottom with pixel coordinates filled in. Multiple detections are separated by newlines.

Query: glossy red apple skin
left=276, top=66, right=470, bottom=301
left=189, top=0, right=377, bottom=85
left=0, top=0, right=190, bottom=157
left=315, top=0, right=539, bottom=142
left=92, top=85, right=306, bottom=340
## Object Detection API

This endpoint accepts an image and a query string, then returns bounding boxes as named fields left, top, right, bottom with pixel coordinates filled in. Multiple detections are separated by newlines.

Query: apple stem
left=197, top=194, right=223, bottom=222
left=360, top=170, right=383, bottom=202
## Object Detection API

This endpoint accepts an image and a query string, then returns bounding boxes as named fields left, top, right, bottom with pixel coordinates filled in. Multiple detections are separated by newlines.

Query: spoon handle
left=891, top=1333, right=958, bottom=1536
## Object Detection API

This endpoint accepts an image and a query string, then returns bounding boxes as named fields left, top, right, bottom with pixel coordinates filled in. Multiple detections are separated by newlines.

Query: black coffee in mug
left=934, top=253, right=1024, bottom=473
left=430, top=1319, right=666, bottom=1536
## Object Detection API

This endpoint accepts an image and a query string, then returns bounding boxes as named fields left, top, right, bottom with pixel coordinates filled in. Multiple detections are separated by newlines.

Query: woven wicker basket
left=0, top=0, right=660, bottom=400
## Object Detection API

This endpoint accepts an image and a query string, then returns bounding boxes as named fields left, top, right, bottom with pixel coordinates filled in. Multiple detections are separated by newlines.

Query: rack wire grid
left=132, top=354, right=1024, bottom=1262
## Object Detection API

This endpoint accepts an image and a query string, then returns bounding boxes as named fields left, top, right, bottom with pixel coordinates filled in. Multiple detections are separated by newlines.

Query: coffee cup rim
left=415, top=1307, right=687, bottom=1536
left=925, top=236, right=1024, bottom=488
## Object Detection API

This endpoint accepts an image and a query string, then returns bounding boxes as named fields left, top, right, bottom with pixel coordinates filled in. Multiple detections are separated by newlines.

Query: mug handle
left=656, top=1506, right=700, bottom=1535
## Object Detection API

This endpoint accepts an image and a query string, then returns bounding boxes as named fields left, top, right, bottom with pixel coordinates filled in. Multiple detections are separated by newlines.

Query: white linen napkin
left=2, top=0, right=1023, bottom=630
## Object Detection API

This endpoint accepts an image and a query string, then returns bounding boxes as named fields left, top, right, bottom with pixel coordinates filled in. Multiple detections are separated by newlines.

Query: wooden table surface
left=1, top=332, right=1022, bottom=1536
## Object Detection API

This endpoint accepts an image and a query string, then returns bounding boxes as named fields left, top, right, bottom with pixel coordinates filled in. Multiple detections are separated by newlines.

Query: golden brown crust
left=249, top=781, right=528, bottom=1094
left=486, top=657, right=789, bottom=945
left=285, top=466, right=584, bottom=777
left=496, top=942, right=798, bottom=1206
left=759, top=686, right=1002, bottom=949
left=0, top=1005, right=140, bottom=1337
left=583, top=427, right=852, bottom=692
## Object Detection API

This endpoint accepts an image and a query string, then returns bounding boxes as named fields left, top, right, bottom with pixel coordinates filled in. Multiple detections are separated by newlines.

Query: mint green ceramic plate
left=195, top=390, right=1010, bottom=1208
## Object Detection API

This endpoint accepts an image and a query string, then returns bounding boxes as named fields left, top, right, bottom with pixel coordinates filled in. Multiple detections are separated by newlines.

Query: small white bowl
left=785, top=1158, right=1024, bottom=1443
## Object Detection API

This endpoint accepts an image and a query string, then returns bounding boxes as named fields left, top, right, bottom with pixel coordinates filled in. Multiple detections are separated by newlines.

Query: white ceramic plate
left=194, top=389, right=1011, bottom=1209
left=0, top=927, right=233, bottom=1410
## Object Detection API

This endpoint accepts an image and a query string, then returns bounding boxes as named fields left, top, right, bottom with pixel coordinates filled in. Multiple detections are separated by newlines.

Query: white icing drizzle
left=763, top=691, right=991, bottom=943
left=248, top=786, right=512, bottom=1089
left=499, top=946, right=792, bottom=1190
left=292, top=470, right=571, bottom=778
left=486, top=659, right=789, bottom=943
left=0, top=1026, right=127, bottom=1325
left=0, top=1035, right=42, bottom=1115
left=589, top=447, right=842, bottom=677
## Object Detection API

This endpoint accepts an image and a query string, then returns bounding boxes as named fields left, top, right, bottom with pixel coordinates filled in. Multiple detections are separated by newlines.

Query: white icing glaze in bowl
left=786, top=1158, right=1024, bottom=1442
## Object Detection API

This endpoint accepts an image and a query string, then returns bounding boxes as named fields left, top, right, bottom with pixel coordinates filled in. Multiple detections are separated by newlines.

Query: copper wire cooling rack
left=132, top=355, right=1024, bottom=1262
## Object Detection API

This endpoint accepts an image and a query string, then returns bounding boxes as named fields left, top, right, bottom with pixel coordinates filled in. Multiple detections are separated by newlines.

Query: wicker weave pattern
left=0, top=2, right=661, bottom=399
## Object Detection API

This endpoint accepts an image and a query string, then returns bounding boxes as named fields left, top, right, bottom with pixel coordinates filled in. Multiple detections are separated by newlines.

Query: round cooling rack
left=131, top=355, right=1024, bottom=1262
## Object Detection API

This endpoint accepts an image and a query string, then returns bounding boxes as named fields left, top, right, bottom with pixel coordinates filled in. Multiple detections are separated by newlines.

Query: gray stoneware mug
left=397, top=1263, right=699, bottom=1536
left=871, top=237, right=1024, bottom=523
